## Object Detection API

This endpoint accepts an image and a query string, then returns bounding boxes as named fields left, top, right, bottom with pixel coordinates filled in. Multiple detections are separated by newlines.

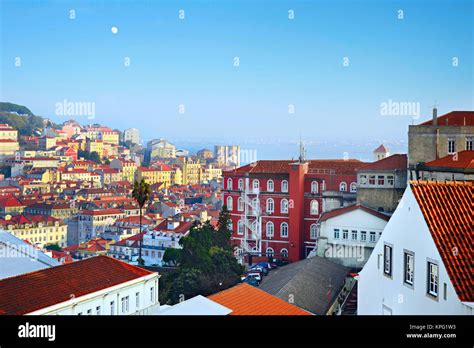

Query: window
left=237, top=220, right=244, bottom=235
left=427, top=261, right=439, bottom=297
left=339, top=182, right=347, bottom=192
left=369, top=175, right=376, bottom=185
left=87, top=309, right=92, bottom=315
left=448, top=138, right=456, bottom=154
left=370, top=232, right=376, bottom=242
left=252, top=179, right=260, bottom=191
left=310, top=200, right=319, bottom=215
left=150, top=287, right=155, bottom=302
left=226, top=196, right=233, bottom=210
left=361, top=231, right=367, bottom=241
left=377, top=176, right=385, bottom=185
left=334, top=229, right=340, bottom=239
left=351, top=230, right=357, bottom=241
left=266, top=198, right=274, bottom=213
left=281, top=180, right=289, bottom=193
left=266, top=221, right=274, bottom=238
left=249, top=198, right=258, bottom=215
left=110, top=301, right=115, bottom=315
left=311, top=181, right=318, bottom=194
left=121, top=296, right=129, bottom=313
left=404, top=251, right=414, bottom=286
left=350, top=182, right=357, bottom=193
left=136, top=292, right=140, bottom=309
left=383, top=244, right=392, bottom=276
left=281, top=199, right=289, bottom=213
left=280, top=248, right=288, bottom=258
left=266, top=247, right=274, bottom=257
left=321, top=180, right=326, bottom=191
left=467, top=137, right=473, bottom=151
left=96, top=306, right=101, bottom=315
left=227, top=178, right=233, bottom=190
left=359, top=175, right=367, bottom=185
left=267, top=179, right=274, bottom=192
left=237, top=197, right=244, bottom=211
left=310, top=224, right=318, bottom=239
left=280, top=222, right=289, bottom=238
left=238, top=178, right=244, bottom=190
left=387, top=175, right=394, bottom=186
left=342, top=230, right=348, bottom=240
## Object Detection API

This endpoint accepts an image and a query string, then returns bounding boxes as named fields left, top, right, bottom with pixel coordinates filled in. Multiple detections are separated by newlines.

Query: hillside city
left=0, top=104, right=472, bottom=316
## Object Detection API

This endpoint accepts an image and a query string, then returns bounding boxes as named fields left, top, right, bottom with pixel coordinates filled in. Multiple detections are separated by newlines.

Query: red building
left=222, top=158, right=367, bottom=263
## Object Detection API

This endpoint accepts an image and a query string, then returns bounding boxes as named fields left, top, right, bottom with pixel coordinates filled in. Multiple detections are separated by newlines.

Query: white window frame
left=266, top=221, right=274, bottom=238
left=237, top=197, right=244, bottom=211
left=342, top=229, right=348, bottom=240
left=339, top=182, right=347, bottom=192
left=427, top=261, right=439, bottom=297
left=404, top=251, right=414, bottom=286
left=252, top=179, right=260, bottom=191
left=448, top=138, right=456, bottom=154
left=280, top=199, right=289, bottom=214
left=310, top=224, right=317, bottom=239
left=281, top=180, right=289, bottom=193
left=370, top=231, right=376, bottom=243
left=360, top=231, right=366, bottom=241
left=266, top=247, right=274, bottom=257
left=351, top=230, right=357, bottom=241
left=266, top=198, right=274, bottom=213
left=280, top=222, right=289, bottom=238
left=238, top=178, right=244, bottom=190
left=350, top=182, right=357, bottom=193
left=383, top=244, right=393, bottom=277
left=280, top=248, right=288, bottom=258
left=267, top=179, right=274, bottom=192
left=311, top=181, right=318, bottom=194
left=226, top=196, right=233, bottom=210
left=237, top=220, right=244, bottom=235
left=310, top=200, right=319, bottom=215
left=227, top=178, right=233, bottom=190
left=334, top=228, right=340, bottom=239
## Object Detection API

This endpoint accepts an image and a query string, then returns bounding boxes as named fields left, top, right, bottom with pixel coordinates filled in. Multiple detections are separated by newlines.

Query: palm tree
left=132, top=178, right=151, bottom=266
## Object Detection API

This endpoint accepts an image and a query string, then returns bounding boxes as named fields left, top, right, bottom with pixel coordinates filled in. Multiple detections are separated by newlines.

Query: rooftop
left=411, top=181, right=473, bottom=302
left=418, top=111, right=474, bottom=126
left=357, top=154, right=407, bottom=172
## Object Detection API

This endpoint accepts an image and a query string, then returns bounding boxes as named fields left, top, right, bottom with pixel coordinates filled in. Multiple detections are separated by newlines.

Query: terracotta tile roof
left=319, top=204, right=390, bottom=223
left=423, top=151, right=474, bottom=170
left=0, top=255, right=154, bottom=314
left=0, top=196, right=24, bottom=208
left=226, top=159, right=366, bottom=175
left=418, top=111, right=474, bottom=126
left=80, top=208, right=123, bottom=216
left=208, top=283, right=311, bottom=315
left=411, top=181, right=473, bottom=302
left=357, top=154, right=407, bottom=172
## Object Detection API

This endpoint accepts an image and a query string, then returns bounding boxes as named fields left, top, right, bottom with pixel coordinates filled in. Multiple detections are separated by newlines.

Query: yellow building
left=0, top=215, right=68, bottom=248
left=182, top=158, right=202, bottom=185
left=0, top=124, right=18, bottom=141
left=86, top=139, right=104, bottom=157
left=110, top=158, right=137, bottom=183
left=136, top=166, right=173, bottom=187
left=101, top=131, right=119, bottom=145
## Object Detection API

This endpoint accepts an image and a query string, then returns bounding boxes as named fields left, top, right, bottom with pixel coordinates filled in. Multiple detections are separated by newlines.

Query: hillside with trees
left=0, top=102, right=57, bottom=136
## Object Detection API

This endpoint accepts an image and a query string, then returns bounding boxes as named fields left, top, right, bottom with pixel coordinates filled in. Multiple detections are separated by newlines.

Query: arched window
left=252, top=246, right=259, bottom=252
left=280, top=199, right=289, bottom=214
left=266, top=247, right=274, bottom=257
left=238, top=178, right=244, bottom=190
left=237, top=220, right=244, bottom=235
left=350, top=182, right=357, bottom=193
left=227, top=220, right=233, bottom=231
left=237, top=197, right=244, bottom=211
left=266, top=198, right=274, bottom=213
left=226, top=196, right=233, bottom=210
left=281, top=180, right=289, bottom=193
left=310, top=224, right=318, bottom=239
left=252, top=179, right=260, bottom=191
left=310, top=200, right=319, bottom=215
left=339, top=182, right=347, bottom=192
left=280, top=222, right=289, bottom=238
left=234, top=247, right=243, bottom=257
left=252, top=198, right=259, bottom=214
left=280, top=248, right=289, bottom=258
left=267, top=179, right=274, bottom=192
left=227, top=178, right=233, bottom=190
left=321, top=180, right=326, bottom=191
left=266, top=221, right=274, bottom=238
left=311, top=181, right=318, bottom=194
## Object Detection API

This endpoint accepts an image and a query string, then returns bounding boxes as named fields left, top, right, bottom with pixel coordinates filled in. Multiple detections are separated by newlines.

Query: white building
left=0, top=255, right=160, bottom=315
left=124, top=128, right=140, bottom=145
left=214, top=145, right=240, bottom=167
left=314, top=204, right=389, bottom=268
left=108, top=220, right=192, bottom=266
left=358, top=181, right=473, bottom=315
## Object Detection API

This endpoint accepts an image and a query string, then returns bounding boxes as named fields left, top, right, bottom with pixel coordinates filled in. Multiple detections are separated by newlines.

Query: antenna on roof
left=429, top=100, right=439, bottom=126
left=298, top=133, right=306, bottom=163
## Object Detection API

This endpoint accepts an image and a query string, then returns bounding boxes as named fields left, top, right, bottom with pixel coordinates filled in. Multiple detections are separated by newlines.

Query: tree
left=163, top=248, right=182, bottom=266
left=162, top=208, right=244, bottom=304
left=132, top=178, right=151, bottom=266
left=45, top=243, right=62, bottom=252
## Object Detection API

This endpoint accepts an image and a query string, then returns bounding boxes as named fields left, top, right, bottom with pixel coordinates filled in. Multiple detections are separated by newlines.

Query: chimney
left=432, top=107, right=438, bottom=126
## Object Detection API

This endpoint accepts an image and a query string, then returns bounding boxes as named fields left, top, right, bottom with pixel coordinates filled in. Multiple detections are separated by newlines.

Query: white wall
left=358, top=187, right=472, bottom=315
left=28, top=273, right=159, bottom=315
left=317, top=209, right=387, bottom=268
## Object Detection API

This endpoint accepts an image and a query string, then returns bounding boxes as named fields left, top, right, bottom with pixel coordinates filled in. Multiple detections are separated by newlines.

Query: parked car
left=242, top=276, right=259, bottom=287
left=249, top=265, right=268, bottom=276
left=269, top=262, right=279, bottom=269
left=273, top=259, right=289, bottom=267
left=255, top=262, right=271, bottom=270
left=241, top=270, right=263, bottom=283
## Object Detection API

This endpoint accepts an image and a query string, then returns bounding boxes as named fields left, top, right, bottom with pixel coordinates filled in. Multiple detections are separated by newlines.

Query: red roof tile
left=0, top=255, right=154, bottom=315
left=208, top=283, right=311, bottom=315
left=418, top=111, right=474, bottom=126
left=319, top=204, right=390, bottom=222
left=357, top=154, right=407, bottom=171
left=411, top=181, right=473, bottom=302
left=423, top=151, right=474, bottom=170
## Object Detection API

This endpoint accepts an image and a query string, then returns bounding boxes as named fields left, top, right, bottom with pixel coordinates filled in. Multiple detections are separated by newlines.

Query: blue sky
left=0, top=0, right=472, bottom=144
